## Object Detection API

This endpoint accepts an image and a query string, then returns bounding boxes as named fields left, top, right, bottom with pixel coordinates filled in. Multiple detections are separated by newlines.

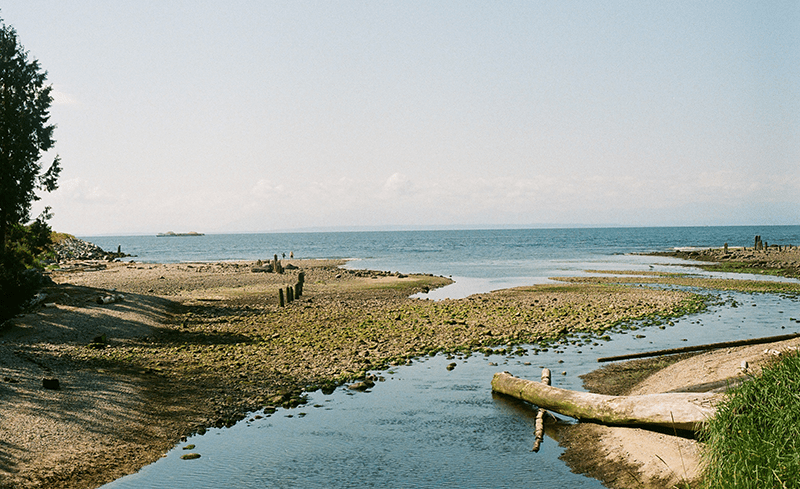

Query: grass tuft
left=699, top=351, right=800, bottom=488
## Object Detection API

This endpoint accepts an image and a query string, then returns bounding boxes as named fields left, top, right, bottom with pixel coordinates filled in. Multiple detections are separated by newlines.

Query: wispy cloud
left=251, top=179, right=285, bottom=198
left=51, top=87, right=78, bottom=106
left=382, top=172, right=414, bottom=196
left=55, top=177, right=119, bottom=204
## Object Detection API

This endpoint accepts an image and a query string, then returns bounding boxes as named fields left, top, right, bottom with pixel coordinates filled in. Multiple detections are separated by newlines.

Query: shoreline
left=2, top=249, right=800, bottom=488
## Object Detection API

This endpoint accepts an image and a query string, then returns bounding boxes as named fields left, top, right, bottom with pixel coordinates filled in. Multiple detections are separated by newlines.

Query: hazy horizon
left=74, top=222, right=800, bottom=239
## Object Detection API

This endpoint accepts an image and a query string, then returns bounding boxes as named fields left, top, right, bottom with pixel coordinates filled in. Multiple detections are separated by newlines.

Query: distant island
left=156, top=231, right=205, bottom=237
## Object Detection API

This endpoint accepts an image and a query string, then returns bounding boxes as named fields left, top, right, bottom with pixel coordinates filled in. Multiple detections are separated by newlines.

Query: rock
left=53, top=237, right=128, bottom=262
left=348, top=380, right=375, bottom=391
left=42, top=378, right=60, bottom=390
left=27, top=292, right=48, bottom=308
left=181, top=453, right=201, bottom=460
left=96, top=294, right=124, bottom=305
left=446, top=362, right=457, bottom=371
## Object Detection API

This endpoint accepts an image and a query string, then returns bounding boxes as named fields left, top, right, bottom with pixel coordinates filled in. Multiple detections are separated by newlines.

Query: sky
left=3, top=1, right=799, bottom=235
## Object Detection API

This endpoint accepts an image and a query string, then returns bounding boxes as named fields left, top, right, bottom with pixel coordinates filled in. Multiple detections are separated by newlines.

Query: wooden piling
left=297, top=272, right=305, bottom=296
left=278, top=288, right=285, bottom=307
left=532, top=368, right=551, bottom=452
left=286, top=286, right=293, bottom=303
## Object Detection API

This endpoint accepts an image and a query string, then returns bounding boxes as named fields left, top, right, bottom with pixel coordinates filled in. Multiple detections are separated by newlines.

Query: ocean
left=85, top=225, right=800, bottom=299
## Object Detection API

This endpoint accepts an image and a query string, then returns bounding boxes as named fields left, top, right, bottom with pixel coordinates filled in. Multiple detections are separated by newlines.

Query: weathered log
left=491, top=371, right=721, bottom=431
left=597, top=332, right=800, bottom=363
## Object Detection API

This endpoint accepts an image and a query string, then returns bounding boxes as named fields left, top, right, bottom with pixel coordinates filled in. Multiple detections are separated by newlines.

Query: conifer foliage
left=0, top=16, right=61, bottom=321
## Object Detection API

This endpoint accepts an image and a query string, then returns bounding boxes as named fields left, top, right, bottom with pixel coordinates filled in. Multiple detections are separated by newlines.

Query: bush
left=0, top=256, right=39, bottom=323
left=0, top=220, right=56, bottom=323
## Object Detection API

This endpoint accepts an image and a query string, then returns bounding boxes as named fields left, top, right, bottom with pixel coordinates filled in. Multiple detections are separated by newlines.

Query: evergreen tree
left=0, top=16, right=61, bottom=321
left=0, top=16, right=61, bottom=255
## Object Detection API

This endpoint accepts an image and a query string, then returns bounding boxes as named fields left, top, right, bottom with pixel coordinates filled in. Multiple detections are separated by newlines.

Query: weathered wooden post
left=286, top=285, right=293, bottom=303
left=723, top=243, right=728, bottom=254
left=297, top=271, right=305, bottom=296
left=532, top=368, right=551, bottom=452
left=278, top=288, right=285, bottom=307
left=294, top=283, right=301, bottom=299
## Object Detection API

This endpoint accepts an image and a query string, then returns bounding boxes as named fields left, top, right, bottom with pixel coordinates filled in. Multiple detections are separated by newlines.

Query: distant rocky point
left=156, top=231, right=204, bottom=237
left=53, top=237, right=130, bottom=262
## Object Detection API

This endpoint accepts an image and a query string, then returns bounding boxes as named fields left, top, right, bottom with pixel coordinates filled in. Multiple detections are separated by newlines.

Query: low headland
left=156, top=231, right=204, bottom=237
left=2, top=241, right=800, bottom=488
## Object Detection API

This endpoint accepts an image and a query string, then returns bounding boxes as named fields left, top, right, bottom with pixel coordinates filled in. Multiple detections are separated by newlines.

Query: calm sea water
left=93, top=226, right=800, bottom=488
left=85, top=226, right=800, bottom=299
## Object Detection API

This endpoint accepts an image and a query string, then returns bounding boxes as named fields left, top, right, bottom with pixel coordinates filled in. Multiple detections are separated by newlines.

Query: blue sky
left=4, top=1, right=798, bottom=235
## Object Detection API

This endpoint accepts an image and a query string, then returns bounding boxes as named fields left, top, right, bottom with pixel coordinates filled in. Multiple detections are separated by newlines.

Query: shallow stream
left=102, top=289, right=800, bottom=488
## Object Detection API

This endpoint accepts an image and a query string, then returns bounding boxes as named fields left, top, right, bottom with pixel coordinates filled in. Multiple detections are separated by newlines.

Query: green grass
left=700, top=351, right=800, bottom=488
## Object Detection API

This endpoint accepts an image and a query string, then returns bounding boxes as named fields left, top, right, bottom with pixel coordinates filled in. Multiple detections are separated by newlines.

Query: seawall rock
left=53, top=238, right=127, bottom=262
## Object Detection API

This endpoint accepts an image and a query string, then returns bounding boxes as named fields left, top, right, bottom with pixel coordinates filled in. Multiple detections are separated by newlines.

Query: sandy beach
left=2, top=250, right=800, bottom=488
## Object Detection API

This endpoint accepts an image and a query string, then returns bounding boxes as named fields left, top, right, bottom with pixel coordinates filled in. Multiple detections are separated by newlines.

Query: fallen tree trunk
left=596, top=332, right=800, bottom=363
left=491, top=371, right=722, bottom=431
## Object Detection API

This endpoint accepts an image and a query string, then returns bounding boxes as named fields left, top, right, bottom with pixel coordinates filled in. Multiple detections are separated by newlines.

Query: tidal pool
left=103, top=290, right=800, bottom=488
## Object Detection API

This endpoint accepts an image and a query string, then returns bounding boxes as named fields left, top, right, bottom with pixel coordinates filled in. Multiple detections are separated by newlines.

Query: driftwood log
left=491, top=371, right=722, bottom=431
left=597, top=332, right=800, bottom=363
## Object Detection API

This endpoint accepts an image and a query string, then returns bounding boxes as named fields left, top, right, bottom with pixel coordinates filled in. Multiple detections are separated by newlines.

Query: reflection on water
left=103, top=290, right=800, bottom=489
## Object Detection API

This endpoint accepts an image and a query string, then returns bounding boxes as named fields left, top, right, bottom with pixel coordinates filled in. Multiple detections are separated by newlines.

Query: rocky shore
left=2, top=244, right=800, bottom=488
left=52, top=237, right=129, bottom=262
left=650, top=242, right=800, bottom=279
